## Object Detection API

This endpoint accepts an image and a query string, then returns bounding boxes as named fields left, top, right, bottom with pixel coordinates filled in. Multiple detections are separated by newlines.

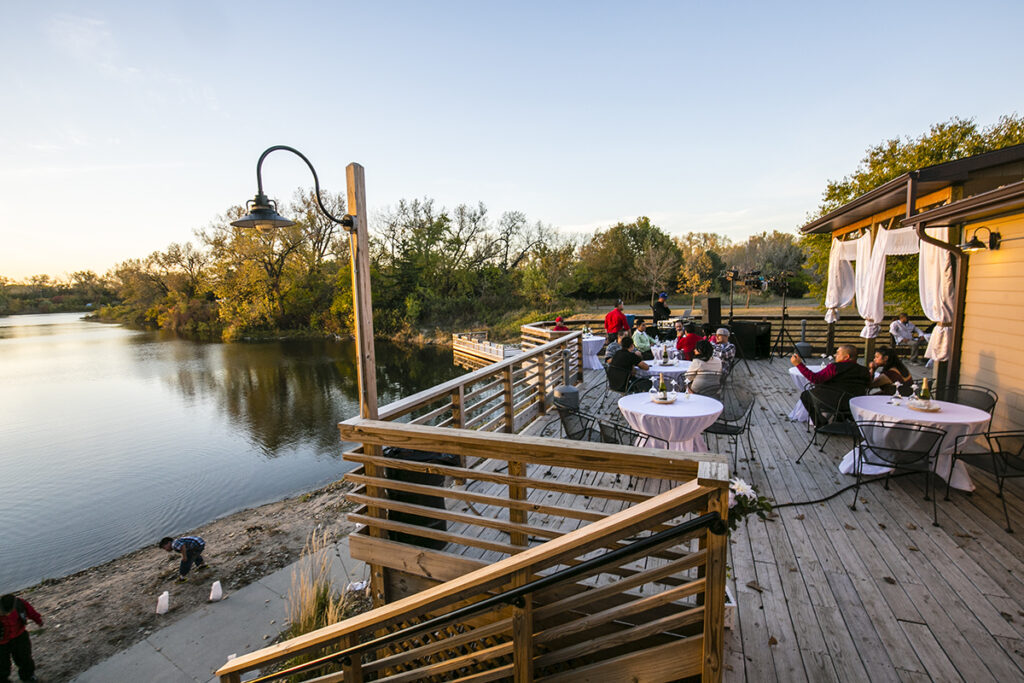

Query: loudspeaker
left=702, top=297, right=721, bottom=328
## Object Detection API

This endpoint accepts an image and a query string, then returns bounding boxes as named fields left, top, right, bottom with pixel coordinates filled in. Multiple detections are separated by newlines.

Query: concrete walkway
left=73, top=536, right=367, bottom=683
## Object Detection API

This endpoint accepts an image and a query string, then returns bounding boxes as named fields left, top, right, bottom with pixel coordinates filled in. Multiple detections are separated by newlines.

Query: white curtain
left=885, top=227, right=920, bottom=256
left=824, top=237, right=856, bottom=323
left=919, top=227, right=955, bottom=360
left=856, top=230, right=889, bottom=338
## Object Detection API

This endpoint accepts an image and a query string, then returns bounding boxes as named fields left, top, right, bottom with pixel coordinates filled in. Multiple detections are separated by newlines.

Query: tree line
left=5, top=115, right=1022, bottom=341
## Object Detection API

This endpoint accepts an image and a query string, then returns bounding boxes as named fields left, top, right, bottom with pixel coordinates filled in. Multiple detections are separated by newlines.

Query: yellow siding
left=961, top=214, right=1024, bottom=430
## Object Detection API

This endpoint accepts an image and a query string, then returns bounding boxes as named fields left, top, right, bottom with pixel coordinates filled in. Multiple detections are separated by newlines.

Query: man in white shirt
left=889, top=313, right=923, bottom=363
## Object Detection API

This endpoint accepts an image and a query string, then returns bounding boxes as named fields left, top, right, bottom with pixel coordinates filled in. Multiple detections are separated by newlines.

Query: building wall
left=960, top=213, right=1024, bottom=430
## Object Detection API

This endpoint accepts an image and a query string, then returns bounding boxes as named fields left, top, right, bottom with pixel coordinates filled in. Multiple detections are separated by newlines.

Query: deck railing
left=215, top=450, right=730, bottom=682
left=380, top=331, right=582, bottom=433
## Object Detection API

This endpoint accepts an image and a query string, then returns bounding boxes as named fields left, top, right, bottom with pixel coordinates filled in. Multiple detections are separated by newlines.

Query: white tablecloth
left=838, top=395, right=990, bottom=491
left=582, top=335, right=605, bottom=370
left=787, top=365, right=822, bottom=422
left=618, top=393, right=723, bottom=452
left=637, top=360, right=692, bottom=383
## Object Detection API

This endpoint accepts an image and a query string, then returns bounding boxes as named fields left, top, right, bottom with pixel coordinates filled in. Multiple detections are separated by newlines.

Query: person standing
left=651, top=292, right=672, bottom=339
left=0, top=593, right=42, bottom=683
left=552, top=316, right=569, bottom=331
left=603, top=299, right=629, bottom=344
left=159, top=535, right=207, bottom=582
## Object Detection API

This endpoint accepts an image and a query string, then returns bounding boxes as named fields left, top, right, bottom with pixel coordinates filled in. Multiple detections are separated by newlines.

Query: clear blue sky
left=2, top=1, right=1022, bottom=280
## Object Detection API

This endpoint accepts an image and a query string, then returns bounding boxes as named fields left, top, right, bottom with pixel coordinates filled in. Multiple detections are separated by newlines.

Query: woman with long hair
left=685, top=339, right=722, bottom=399
left=869, top=346, right=912, bottom=395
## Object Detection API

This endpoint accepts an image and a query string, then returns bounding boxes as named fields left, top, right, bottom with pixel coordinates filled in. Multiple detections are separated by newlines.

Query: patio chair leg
left=796, top=438, right=814, bottom=464
left=850, top=477, right=860, bottom=511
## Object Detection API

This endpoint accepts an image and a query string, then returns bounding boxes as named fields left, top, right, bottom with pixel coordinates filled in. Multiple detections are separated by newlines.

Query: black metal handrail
left=247, top=510, right=727, bottom=682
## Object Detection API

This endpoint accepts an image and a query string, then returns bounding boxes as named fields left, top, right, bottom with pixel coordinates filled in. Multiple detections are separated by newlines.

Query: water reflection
left=0, top=313, right=465, bottom=590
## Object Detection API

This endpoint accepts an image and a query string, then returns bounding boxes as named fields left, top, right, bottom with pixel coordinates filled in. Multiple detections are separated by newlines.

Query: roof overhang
left=901, top=180, right=1024, bottom=229
left=801, top=144, right=1024, bottom=235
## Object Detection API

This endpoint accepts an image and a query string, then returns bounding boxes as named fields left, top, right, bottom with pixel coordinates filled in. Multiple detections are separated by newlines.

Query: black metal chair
left=555, top=405, right=600, bottom=442
left=685, top=370, right=723, bottom=400
left=704, top=385, right=756, bottom=468
left=850, top=420, right=947, bottom=526
left=597, top=420, right=668, bottom=489
left=947, top=431, right=1024, bottom=532
left=604, top=364, right=653, bottom=395
left=934, top=384, right=998, bottom=426
left=796, top=387, right=858, bottom=463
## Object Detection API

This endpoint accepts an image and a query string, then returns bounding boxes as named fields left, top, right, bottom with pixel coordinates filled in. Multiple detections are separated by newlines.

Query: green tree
left=576, top=217, right=678, bottom=299
left=802, top=115, right=1024, bottom=312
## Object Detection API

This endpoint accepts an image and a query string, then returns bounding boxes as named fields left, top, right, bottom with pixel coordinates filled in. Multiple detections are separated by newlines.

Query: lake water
left=0, top=313, right=465, bottom=591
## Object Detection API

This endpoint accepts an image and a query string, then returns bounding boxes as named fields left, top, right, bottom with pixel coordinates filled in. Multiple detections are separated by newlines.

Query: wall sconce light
left=959, top=226, right=1001, bottom=253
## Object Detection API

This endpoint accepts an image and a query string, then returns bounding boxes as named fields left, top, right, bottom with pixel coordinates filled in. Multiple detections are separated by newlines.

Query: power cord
left=772, top=470, right=917, bottom=509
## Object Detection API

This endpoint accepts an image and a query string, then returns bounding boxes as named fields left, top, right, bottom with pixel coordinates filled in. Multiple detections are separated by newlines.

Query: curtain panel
left=918, top=227, right=955, bottom=360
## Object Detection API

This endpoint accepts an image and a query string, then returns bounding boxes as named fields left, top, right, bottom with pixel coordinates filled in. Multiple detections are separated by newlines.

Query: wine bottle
left=920, top=377, right=931, bottom=401
left=658, top=373, right=667, bottom=400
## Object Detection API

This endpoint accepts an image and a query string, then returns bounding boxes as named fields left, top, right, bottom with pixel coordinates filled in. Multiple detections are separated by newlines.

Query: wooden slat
left=346, top=513, right=526, bottom=555
left=536, top=636, right=703, bottom=683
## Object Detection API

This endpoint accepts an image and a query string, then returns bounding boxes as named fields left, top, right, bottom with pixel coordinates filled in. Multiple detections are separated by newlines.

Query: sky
left=2, top=1, right=1022, bottom=280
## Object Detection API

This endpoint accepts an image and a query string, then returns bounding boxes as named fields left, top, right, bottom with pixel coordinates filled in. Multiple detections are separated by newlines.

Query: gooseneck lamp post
left=232, top=146, right=378, bottom=419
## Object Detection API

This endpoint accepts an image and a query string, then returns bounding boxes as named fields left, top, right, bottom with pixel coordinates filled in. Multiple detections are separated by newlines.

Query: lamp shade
left=230, top=193, right=294, bottom=231
left=959, top=235, right=986, bottom=253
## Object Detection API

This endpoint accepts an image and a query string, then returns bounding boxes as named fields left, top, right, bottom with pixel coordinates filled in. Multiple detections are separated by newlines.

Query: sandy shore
left=16, top=479, right=356, bottom=683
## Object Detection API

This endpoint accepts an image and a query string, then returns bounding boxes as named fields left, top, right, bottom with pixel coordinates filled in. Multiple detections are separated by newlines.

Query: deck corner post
left=512, top=568, right=535, bottom=682
left=702, top=487, right=729, bottom=682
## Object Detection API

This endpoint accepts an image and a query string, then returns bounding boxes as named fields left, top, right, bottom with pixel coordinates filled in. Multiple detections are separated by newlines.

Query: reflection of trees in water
left=162, top=338, right=462, bottom=457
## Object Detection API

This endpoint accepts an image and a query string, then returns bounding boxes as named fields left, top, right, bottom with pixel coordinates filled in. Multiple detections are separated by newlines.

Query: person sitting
left=685, top=339, right=722, bottom=399
left=632, top=318, right=654, bottom=360
left=607, top=335, right=651, bottom=393
left=604, top=329, right=630, bottom=363
left=889, top=312, right=924, bottom=363
left=675, top=322, right=703, bottom=360
left=552, top=316, right=569, bottom=332
left=652, top=291, right=672, bottom=325
left=712, top=327, right=736, bottom=367
left=868, top=346, right=912, bottom=395
left=604, top=299, right=629, bottom=344
left=791, top=344, right=871, bottom=423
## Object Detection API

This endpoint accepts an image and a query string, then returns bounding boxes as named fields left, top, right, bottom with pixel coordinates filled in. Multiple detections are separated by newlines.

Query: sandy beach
left=15, top=479, right=356, bottom=682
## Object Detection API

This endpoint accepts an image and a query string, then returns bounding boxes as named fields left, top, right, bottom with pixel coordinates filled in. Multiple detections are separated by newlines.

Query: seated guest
left=791, top=344, right=872, bottom=422
left=604, top=329, right=630, bottom=363
left=607, top=336, right=651, bottom=392
left=632, top=318, right=654, bottom=360
left=685, top=339, right=722, bottom=399
left=868, top=346, right=912, bottom=395
left=712, top=327, right=736, bottom=366
left=676, top=322, right=703, bottom=360
left=889, top=312, right=924, bottom=363
left=552, top=316, right=569, bottom=331
left=604, top=299, right=629, bottom=344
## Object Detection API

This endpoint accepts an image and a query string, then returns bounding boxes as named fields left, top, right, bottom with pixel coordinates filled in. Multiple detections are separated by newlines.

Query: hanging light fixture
left=958, top=226, right=1001, bottom=253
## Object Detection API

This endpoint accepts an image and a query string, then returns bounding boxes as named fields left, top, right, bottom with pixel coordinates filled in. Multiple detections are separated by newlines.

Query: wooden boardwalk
left=551, top=360, right=1024, bottom=682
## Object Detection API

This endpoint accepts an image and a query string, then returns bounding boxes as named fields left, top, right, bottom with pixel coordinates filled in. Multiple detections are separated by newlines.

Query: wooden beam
left=345, top=162, right=377, bottom=420
left=831, top=186, right=952, bottom=238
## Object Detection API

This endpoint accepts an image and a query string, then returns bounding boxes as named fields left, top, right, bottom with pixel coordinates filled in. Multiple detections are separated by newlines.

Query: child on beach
left=159, top=535, right=208, bottom=583
left=0, top=593, right=43, bottom=682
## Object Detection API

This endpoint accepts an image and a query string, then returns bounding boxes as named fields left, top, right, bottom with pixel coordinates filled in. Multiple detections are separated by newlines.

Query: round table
left=617, top=393, right=723, bottom=452
left=582, top=335, right=605, bottom=370
left=637, top=359, right=692, bottom=383
left=838, top=395, right=990, bottom=491
left=787, top=365, right=822, bottom=422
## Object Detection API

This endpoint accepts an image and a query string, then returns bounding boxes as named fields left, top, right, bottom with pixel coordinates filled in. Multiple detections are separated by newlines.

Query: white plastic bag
left=209, top=580, right=223, bottom=602
left=156, top=591, right=169, bottom=614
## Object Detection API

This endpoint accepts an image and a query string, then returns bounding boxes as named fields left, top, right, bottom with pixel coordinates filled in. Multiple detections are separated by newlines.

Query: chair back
left=606, top=363, right=632, bottom=393
left=556, top=406, right=594, bottom=441
left=719, top=385, right=755, bottom=423
left=856, top=420, right=946, bottom=469
left=937, top=384, right=997, bottom=414
left=597, top=420, right=667, bottom=448
left=983, top=431, right=1024, bottom=475
left=806, top=386, right=853, bottom=426
left=688, top=370, right=723, bottom=400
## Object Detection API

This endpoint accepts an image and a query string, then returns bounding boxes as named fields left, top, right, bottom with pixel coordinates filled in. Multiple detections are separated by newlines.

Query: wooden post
left=576, top=335, right=584, bottom=384
left=340, top=634, right=364, bottom=683
left=511, top=569, right=535, bottom=682
left=702, top=488, right=729, bottom=682
left=826, top=322, right=835, bottom=356
left=504, top=365, right=529, bottom=546
left=346, top=162, right=388, bottom=607
left=534, top=351, right=547, bottom=413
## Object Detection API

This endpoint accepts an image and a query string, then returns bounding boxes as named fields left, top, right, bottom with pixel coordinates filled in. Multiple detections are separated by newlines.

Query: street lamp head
left=231, top=192, right=295, bottom=233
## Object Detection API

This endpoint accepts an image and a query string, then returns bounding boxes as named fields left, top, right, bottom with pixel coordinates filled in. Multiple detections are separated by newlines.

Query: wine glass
left=669, top=378, right=678, bottom=399
left=889, top=381, right=902, bottom=405
left=682, top=377, right=692, bottom=400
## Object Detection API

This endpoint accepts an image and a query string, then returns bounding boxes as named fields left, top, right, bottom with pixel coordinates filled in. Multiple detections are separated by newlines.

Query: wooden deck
left=560, top=359, right=1024, bottom=682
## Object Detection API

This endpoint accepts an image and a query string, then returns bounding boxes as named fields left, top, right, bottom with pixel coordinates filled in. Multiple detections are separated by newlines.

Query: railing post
left=504, top=366, right=516, bottom=433
left=703, top=487, right=729, bottom=682
left=577, top=335, right=584, bottom=384
left=504, top=364, right=529, bottom=546
left=562, top=347, right=571, bottom=387
left=535, top=349, right=547, bottom=412
left=512, top=568, right=535, bottom=682
left=340, top=634, right=364, bottom=683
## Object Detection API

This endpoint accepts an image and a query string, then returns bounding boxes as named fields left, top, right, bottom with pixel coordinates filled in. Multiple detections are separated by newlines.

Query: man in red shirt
left=604, top=299, right=628, bottom=344
left=0, top=594, right=42, bottom=682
